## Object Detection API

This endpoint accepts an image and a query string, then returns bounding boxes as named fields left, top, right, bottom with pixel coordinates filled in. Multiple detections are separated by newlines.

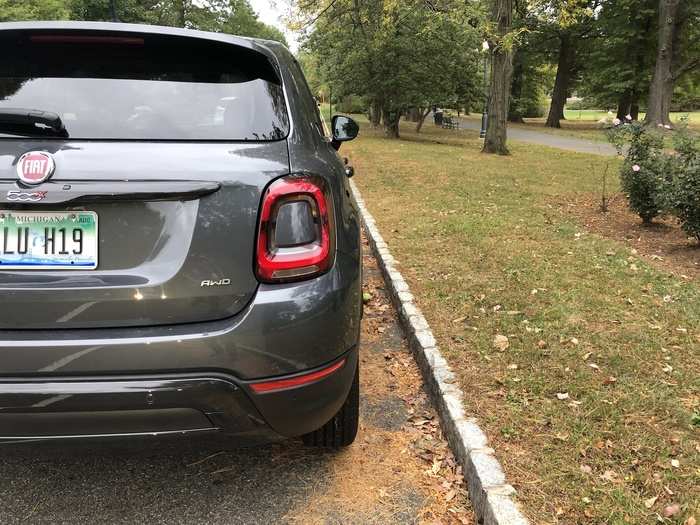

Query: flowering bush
left=605, top=117, right=700, bottom=241
left=667, top=128, right=700, bottom=240
left=606, top=119, right=669, bottom=224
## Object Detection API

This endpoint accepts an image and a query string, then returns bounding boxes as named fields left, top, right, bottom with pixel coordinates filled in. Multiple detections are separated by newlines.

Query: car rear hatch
left=0, top=26, right=290, bottom=329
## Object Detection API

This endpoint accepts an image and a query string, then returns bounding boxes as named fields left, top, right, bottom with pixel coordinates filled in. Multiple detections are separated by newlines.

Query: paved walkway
left=0, top=244, right=473, bottom=525
left=459, top=117, right=618, bottom=156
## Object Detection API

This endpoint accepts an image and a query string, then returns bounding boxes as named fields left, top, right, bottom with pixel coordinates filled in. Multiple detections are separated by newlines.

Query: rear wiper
left=0, top=108, right=68, bottom=137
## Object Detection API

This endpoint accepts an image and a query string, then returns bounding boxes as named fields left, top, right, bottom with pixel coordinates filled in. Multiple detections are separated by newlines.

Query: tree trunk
left=482, top=0, right=514, bottom=155
left=630, top=101, right=640, bottom=121
left=508, top=51, right=525, bottom=123
left=616, top=90, right=632, bottom=120
left=415, top=108, right=431, bottom=133
left=369, top=100, right=382, bottom=128
left=644, top=0, right=681, bottom=127
left=545, top=33, right=573, bottom=128
left=406, top=108, right=421, bottom=122
left=382, top=107, right=400, bottom=139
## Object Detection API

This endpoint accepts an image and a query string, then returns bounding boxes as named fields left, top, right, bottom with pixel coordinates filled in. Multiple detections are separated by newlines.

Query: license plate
left=0, top=211, right=98, bottom=270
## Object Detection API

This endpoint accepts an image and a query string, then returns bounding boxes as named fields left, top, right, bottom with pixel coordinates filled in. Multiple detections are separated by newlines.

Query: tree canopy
left=295, top=0, right=480, bottom=137
left=0, top=0, right=287, bottom=44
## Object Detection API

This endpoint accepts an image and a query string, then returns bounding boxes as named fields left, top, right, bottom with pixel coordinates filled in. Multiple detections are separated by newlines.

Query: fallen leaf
left=493, top=334, right=509, bottom=351
left=600, top=470, right=619, bottom=483
left=445, top=489, right=457, bottom=502
left=588, top=363, right=600, bottom=371
left=644, top=496, right=658, bottom=509
left=580, top=464, right=592, bottom=475
left=537, top=339, right=548, bottom=349
left=362, top=292, right=372, bottom=303
left=570, top=337, right=579, bottom=345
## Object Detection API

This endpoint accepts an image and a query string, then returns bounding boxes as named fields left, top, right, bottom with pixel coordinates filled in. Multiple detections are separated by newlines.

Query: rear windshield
left=0, top=30, right=289, bottom=141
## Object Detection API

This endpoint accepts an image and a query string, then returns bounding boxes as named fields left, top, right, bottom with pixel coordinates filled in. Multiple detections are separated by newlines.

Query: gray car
left=0, top=22, right=361, bottom=447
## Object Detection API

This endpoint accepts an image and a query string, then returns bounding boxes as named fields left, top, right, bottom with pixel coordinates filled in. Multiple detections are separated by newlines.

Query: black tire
left=302, top=363, right=359, bottom=448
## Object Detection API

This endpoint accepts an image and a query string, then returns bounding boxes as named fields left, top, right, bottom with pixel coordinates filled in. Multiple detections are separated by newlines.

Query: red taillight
left=250, top=358, right=346, bottom=393
left=255, top=175, right=334, bottom=283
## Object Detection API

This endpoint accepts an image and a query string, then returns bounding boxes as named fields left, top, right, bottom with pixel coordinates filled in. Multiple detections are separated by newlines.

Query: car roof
left=0, top=20, right=286, bottom=56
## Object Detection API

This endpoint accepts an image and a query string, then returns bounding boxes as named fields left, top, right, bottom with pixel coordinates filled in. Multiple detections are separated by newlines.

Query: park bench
left=441, top=115, right=459, bottom=129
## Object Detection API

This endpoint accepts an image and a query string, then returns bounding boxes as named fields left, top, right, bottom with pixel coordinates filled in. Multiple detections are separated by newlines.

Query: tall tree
left=544, top=32, right=574, bottom=127
left=644, top=0, right=700, bottom=127
left=298, top=0, right=479, bottom=139
left=578, top=0, right=657, bottom=121
left=530, top=0, right=596, bottom=128
left=482, top=0, right=514, bottom=154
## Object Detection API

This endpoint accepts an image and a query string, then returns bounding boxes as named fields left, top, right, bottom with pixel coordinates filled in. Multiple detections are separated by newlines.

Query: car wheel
left=302, top=363, right=359, bottom=448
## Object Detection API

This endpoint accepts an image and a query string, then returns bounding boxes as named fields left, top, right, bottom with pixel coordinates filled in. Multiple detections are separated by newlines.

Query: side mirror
left=331, top=115, right=359, bottom=150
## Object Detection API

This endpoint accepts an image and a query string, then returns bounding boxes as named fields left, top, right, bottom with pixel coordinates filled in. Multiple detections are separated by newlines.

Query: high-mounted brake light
left=30, top=35, right=145, bottom=45
left=255, top=175, right=334, bottom=283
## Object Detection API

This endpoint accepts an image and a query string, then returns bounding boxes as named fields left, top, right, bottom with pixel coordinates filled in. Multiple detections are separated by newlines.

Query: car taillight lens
left=255, top=175, right=334, bottom=283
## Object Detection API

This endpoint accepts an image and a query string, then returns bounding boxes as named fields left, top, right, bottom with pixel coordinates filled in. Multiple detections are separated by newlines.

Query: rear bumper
left=0, top=348, right=357, bottom=442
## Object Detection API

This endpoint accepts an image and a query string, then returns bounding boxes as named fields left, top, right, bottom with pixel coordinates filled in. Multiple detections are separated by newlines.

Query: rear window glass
left=0, top=31, right=289, bottom=141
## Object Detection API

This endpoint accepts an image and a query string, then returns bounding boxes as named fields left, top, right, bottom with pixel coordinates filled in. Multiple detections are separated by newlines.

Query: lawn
left=347, top=119, right=700, bottom=524
left=460, top=111, right=700, bottom=144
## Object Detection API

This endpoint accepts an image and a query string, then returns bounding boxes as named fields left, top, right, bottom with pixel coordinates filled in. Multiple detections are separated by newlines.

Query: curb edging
left=351, top=180, right=529, bottom=525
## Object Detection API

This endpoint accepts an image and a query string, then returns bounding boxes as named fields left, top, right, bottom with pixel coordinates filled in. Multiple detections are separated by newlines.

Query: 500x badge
left=6, top=190, right=48, bottom=202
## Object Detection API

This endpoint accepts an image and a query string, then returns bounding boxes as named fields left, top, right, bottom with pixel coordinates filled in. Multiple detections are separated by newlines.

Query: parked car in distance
left=0, top=21, right=361, bottom=447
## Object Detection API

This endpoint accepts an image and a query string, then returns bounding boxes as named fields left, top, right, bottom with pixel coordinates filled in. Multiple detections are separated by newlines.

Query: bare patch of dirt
left=556, top=192, right=700, bottom=279
left=284, top=242, right=473, bottom=525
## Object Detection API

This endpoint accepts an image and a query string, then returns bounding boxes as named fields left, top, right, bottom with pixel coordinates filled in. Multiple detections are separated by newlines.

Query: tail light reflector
left=250, top=358, right=346, bottom=393
left=255, top=175, right=334, bottom=283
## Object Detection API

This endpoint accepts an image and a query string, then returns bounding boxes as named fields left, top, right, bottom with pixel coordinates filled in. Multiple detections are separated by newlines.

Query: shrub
left=336, top=95, right=366, bottom=114
left=667, top=127, right=700, bottom=241
left=567, top=98, right=598, bottom=111
left=607, top=120, right=668, bottom=224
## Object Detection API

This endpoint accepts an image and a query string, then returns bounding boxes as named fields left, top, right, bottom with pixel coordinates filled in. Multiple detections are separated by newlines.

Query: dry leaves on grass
left=493, top=334, right=510, bottom=351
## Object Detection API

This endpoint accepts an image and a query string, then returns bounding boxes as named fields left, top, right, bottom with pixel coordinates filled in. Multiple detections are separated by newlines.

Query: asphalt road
left=0, top=244, right=472, bottom=525
left=458, top=117, right=618, bottom=156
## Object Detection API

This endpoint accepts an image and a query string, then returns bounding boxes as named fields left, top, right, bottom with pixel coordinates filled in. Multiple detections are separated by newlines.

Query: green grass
left=348, top=120, right=700, bottom=524
left=562, top=109, right=700, bottom=124
left=461, top=110, right=699, bottom=145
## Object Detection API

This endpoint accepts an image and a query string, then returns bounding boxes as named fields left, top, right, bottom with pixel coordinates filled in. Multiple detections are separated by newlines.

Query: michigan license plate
left=0, top=211, right=98, bottom=270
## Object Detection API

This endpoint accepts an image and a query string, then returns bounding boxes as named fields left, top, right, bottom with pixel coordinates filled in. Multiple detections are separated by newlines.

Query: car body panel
left=0, top=140, right=290, bottom=329
left=0, top=21, right=362, bottom=442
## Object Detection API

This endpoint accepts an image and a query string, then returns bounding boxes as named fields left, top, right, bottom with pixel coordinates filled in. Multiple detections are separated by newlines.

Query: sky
left=248, top=0, right=300, bottom=52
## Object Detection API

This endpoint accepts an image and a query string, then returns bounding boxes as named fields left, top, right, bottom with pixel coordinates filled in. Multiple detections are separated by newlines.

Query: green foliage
left=608, top=119, right=700, bottom=237
left=667, top=126, right=700, bottom=240
left=567, top=98, right=599, bottom=110
left=607, top=121, right=668, bottom=223
left=672, top=75, right=700, bottom=112
left=336, top=95, right=366, bottom=114
left=509, top=51, right=547, bottom=119
left=577, top=0, right=657, bottom=110
left=1, top=0, right=286, bottom=44
left=0, top=0, right=70, bottom=21
left=300, top=0, right=480, bottom=136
